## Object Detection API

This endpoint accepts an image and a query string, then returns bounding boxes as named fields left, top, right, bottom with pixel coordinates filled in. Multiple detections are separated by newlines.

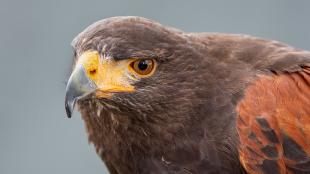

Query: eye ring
left=130, top=59, right=156, bottom=76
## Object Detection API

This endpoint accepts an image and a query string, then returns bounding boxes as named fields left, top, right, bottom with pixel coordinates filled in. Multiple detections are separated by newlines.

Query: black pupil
left=138, top=60, right=149, bottom=71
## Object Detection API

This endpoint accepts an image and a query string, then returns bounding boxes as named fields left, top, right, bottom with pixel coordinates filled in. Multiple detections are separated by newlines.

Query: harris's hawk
left=65, top=16, right=310, bottom=174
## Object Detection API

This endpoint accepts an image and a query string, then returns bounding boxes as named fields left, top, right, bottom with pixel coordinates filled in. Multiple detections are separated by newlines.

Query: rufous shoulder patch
left=237, top=67, right=310, bottom=174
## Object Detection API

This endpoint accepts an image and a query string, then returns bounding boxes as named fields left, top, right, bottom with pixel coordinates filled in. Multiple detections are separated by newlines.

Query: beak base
left=65, top=66, right=96, bottom=118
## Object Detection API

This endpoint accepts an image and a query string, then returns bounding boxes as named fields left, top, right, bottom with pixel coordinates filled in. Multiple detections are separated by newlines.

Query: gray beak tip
left=65, top=65, right=96, bottom=118
left=65, top=98, right=75, bottom=118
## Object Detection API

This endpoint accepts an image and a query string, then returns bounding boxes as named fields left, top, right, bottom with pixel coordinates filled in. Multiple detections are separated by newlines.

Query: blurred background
left=0, top=0, right=309, bottom=173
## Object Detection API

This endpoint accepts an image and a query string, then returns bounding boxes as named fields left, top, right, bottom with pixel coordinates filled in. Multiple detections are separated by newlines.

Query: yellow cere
left=77, top=51, right=100, bottom=81
left=76, top=51, right=135, bottom=97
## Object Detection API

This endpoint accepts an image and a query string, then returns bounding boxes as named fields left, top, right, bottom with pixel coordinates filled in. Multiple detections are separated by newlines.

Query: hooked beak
left=65, top=65, right=97, bottom=118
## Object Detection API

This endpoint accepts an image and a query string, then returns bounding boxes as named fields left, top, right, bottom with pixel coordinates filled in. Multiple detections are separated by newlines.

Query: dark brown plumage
left=65, top=16, right=310, bottom=174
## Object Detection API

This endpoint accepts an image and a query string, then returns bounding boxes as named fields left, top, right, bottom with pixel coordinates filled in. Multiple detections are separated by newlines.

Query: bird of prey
left=65, top=16, right=310, bottom=174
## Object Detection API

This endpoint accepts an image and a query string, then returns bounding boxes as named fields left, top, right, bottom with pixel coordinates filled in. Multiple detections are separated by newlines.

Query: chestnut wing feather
left=237, top=67, right=310, bottom=174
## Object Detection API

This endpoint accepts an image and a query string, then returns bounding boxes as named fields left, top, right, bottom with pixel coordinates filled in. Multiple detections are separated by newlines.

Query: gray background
left=1, top=0, right=309, bottom=173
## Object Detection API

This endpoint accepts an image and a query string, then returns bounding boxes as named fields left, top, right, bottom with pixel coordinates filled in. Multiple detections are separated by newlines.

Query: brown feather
left=237, top=67, right=310, bottom=174
left=67, top=16, right=310, bottom=174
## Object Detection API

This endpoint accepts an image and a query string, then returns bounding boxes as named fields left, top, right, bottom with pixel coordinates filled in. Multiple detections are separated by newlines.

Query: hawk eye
left=130, top=59, right=155, bottom=76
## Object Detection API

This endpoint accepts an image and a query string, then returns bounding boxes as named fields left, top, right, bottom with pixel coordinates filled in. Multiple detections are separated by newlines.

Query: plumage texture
left=237, top=68, right=310, bottom=174
left=69, top=16, right=310, bottom=174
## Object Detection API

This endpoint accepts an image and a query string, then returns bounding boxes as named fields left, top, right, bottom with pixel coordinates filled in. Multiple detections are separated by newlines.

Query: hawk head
left=65, top=17, right=206, bottom=128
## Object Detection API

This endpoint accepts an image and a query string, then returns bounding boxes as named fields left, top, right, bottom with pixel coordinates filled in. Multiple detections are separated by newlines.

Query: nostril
left=89, top=69, right=97, bottom=75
